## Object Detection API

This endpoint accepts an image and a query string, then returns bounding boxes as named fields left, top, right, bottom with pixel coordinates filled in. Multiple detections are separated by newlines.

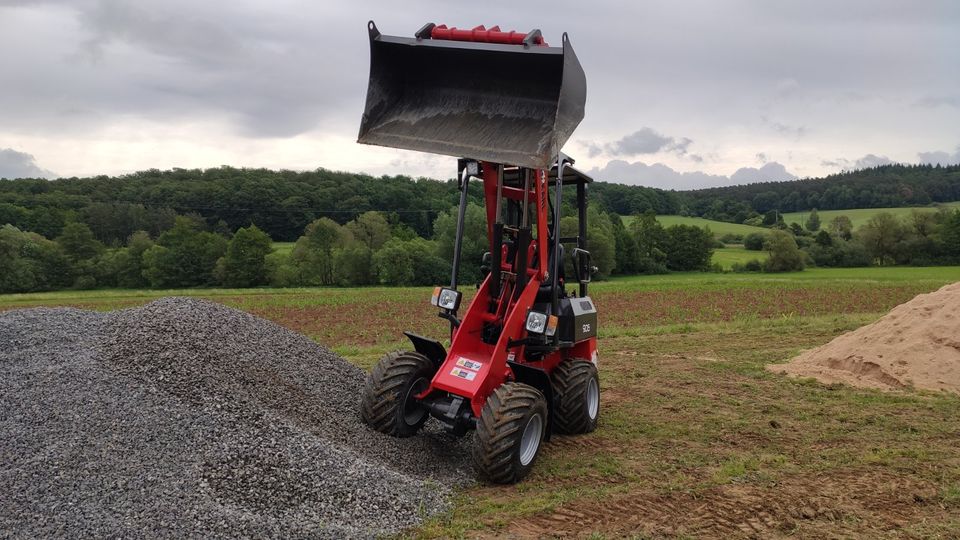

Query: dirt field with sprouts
left=3, top=267, right=960, bottom=538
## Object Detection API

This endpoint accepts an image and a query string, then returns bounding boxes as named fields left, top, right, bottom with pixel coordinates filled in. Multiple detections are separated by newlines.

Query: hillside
left=712, top=247, right=767, bottom=269
left=1, top=164, right=958, bottom=246
left=781, top=202, right=960, bottom=229
left=622, top=215, right=766, bottom=237
left=683, top=164, right=960, bottom=220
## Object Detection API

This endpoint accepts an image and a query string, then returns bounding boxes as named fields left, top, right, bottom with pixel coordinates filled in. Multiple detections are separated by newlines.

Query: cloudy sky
left=0, top=0, right=958, bottom=189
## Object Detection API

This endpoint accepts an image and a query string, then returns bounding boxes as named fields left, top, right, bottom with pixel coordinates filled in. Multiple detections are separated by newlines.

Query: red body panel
left=431, top=273, right=541, bottom=417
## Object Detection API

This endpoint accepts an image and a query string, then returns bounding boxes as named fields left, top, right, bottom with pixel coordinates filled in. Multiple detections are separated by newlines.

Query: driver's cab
left=477, top=157, right=597, bottom=350
left=483, top=156, right=594, bottom=299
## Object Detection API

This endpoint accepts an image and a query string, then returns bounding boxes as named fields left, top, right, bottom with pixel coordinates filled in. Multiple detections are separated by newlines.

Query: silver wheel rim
left=402, top=377, right=428, bottom=426
left=587, top=377, right=599, bottom=420
left=519, top=413, right=543, bottom=466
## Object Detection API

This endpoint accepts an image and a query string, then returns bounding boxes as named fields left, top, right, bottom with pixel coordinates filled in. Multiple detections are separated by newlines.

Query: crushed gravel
left=0, top=297, right=472, bottom=538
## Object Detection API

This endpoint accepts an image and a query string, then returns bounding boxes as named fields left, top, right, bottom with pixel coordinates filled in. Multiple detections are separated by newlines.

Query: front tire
left=551, top=358, right=600, bottom=434
left=360, top=351, right=435, bottom=437
left=473, top=382, right=548, bottom=484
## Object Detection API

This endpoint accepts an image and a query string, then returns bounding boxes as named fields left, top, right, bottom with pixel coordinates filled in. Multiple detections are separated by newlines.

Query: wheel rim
left=519, top=413, right=543, bottom=466
left=402, top=377, right=428, bottom=426
left=587, top=376, right=599, bottom=420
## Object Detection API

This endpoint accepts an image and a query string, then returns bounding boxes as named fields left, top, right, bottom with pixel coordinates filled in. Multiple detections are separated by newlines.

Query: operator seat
left=535, top=243, right=565, bottom=303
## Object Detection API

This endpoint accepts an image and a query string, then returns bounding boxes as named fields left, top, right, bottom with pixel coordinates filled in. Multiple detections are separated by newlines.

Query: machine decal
left=450, top=367, right=477, bottom=381
left=456, top=358, right=482, bottom=371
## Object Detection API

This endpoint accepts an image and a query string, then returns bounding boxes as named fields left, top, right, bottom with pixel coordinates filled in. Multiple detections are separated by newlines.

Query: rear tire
left=360, top=351, right=435, bottom=437
left=551, top=358, right=600, bottom=435
left=473, top=382, right=547, bottom=484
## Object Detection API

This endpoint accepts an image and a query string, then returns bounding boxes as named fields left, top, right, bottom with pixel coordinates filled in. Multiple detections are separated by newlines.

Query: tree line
left=684, top=164, right=960, bottom=223
left=5, top=201, right=960, bottom=294
left=2, top=164, right=960, bottom=293
left=727, top=206, right=960, bottom=273
left=0, top=197, right=722, bottom=293
left=3, top=164, right=955, bottom=247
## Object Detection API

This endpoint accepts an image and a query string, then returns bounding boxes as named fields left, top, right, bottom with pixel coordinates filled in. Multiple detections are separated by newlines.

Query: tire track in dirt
left=498, top=470, right=941, bottom=539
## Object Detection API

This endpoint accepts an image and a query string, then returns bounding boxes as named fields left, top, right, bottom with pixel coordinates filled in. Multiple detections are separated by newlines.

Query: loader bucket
left=358, top=22, right=587, bottom=169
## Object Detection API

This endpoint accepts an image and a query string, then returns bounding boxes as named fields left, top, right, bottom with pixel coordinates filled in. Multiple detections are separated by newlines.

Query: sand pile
left=769, top=282, right=960, bottom=393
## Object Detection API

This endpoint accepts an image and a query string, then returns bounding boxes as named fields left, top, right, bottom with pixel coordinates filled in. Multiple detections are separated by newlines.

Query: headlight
left=431, top=287, right=462, bottom=311
left=525, top=311, right=547, bottom=333
left=525, top=311, right=558, bottom=336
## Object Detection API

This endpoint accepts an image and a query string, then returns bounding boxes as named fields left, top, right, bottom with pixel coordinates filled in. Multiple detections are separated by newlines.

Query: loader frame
left=358, top=21, right=597, bottom=481
left=414, top=158, right=597, bottom=435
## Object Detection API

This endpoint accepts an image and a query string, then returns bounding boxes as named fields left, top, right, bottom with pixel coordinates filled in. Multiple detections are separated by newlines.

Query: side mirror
left=572, top=248, right=592, bottom=284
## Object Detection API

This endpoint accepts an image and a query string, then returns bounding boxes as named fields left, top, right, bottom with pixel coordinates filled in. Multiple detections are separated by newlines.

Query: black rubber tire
left=473, top=382, right=548, bottom=484
left=551, top=358, right=600, bottom=435
left=360, top=351, right=435, bottom=437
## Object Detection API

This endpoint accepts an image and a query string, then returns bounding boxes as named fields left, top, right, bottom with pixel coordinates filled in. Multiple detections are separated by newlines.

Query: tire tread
left=360, top=351, right=433, bottom=437
left=551, top=358, right=599, bottom=435
left=473, top=382, right=546, bottom=484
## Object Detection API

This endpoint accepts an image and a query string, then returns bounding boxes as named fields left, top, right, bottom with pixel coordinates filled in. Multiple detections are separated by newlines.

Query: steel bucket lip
left=357, top=21, right=586, bottom=169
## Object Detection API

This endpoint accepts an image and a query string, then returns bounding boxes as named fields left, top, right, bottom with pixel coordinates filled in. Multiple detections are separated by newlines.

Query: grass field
left=782, top=202, right=960, bottom=229
left=271, top=241, right=295, bottom=255
left=622, top=202, right=960, bottom=241
left=4, top=266, right=960, bottom=537
left=277, top=237, right=764, bottom=271
left=712, top=247, right=766, bottom=269
left=622, top=215, right=766, bottom=237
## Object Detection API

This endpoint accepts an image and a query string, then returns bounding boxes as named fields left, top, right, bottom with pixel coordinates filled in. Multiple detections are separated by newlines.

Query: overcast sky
left=0, top=0, right=958, bottom=189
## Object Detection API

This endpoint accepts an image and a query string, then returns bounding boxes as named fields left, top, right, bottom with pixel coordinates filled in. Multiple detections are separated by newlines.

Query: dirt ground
left=5, top=278, right=959, bottom=538
left=420, top=315, right=960, bottom=539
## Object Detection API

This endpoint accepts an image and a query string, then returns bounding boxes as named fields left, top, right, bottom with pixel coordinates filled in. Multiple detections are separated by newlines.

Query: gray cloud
left=587, top=159, right=797, bottom=190
left=0, top=1, right=958, bottom=181
left=820, top=158, right=846, bottom=168
left=0, top=0, right=355, bottom=138
left=608, top=128, right=691, bottom=156
left=854, top=154, right=894, bottom=168
left=918, top=147, right=960, bottom=166
left=730, top=162, right=797, bottom=184
left=820, top=152, right=904, bottom=171
left=914, top=95, right=960, bottom=109
left=581, top=127, right=694, bottom=159
left=821, top=153, right=897, bottom=170
left=0, top=148, right=55, bottom=179
left=761, top=116, right=807, bottom=138
left=582, top=141, right=604, bottom=158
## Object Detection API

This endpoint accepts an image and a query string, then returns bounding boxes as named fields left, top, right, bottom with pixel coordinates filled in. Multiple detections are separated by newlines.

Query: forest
left=1, top=163, right=959, bottom=293
left=684, top=164, right=960, bottom=223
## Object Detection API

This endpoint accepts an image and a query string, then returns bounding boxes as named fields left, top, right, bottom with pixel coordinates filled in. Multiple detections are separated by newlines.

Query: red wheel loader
left=358, top=21, right=598, bottom=483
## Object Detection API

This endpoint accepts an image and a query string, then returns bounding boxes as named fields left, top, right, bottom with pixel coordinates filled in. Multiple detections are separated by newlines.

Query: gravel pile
left=1, top=298, right=471, bottom=538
